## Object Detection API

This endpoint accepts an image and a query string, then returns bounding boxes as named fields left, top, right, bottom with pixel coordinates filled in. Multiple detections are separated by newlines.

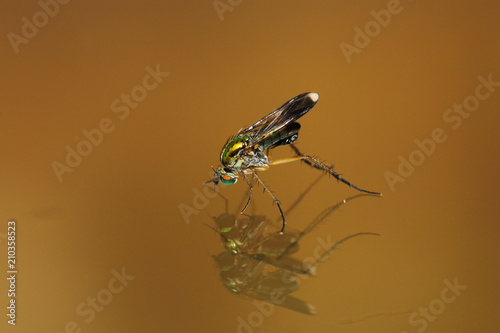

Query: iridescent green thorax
left=220, top=134, right=249, bottom=166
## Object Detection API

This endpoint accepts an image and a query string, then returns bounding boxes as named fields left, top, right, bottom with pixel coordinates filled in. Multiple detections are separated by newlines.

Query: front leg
left=240, top=172, right=253, bottom=214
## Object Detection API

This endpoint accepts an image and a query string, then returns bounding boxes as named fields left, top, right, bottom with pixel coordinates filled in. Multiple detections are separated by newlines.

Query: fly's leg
left=290, top=144, right=331, bottom=171
left=272, top=147, right=382, bottom=196
left=250, top=169, right=286, bottom=233
left=302, top=154, right=382, bottom=195
left=240, top=172, right=253, bottom=214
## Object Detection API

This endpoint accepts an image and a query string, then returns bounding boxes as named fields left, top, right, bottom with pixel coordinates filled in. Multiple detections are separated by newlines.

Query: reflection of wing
left=238, top=92, right=319, bottom=144
left=215, top=251, right=317, bottom=315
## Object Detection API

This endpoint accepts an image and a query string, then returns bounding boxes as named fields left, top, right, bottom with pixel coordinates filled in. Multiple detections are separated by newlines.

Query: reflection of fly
left=209, top=189, right=379, bottom=315
left=206, top=92, right=381, bottom=233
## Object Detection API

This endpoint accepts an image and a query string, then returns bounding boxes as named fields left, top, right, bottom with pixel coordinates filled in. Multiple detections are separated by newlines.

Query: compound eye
left=220, top=174, right=237, bottom=185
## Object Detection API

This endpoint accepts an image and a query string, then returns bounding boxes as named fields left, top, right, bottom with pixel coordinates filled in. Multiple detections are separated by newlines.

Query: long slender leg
left=271, top=152, right=382, bottom=196
left=250, top=169, right=286, bottom=233
left=290, top=144, right=330, bottom=171
left=240, top=172, right=253, bottom=214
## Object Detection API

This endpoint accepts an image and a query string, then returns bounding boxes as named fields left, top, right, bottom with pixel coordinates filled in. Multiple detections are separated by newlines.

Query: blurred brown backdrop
left=1, top=1, right=500, bottom=332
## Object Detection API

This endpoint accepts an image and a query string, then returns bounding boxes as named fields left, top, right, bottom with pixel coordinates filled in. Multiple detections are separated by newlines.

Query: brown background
left=1, top=1, right=500, bottom=332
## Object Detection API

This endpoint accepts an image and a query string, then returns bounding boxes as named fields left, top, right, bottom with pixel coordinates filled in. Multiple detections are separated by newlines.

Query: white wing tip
left=308, top=92, right=319, bottom=102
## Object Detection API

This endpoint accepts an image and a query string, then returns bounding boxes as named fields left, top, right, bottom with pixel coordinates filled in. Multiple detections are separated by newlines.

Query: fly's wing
left=238, top=92, right=319, bottom=145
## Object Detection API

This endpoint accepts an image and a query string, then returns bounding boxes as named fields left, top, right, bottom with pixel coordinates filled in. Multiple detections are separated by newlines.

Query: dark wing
left=238, top=92, right=319, bottom=144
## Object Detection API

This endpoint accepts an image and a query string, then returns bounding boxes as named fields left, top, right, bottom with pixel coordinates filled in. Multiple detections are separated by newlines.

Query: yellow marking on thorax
left=221, top=134, right=249, bottom=166
left=221, top=141, right=243, bottom=165
left=227, top=142, right=244, bottom=156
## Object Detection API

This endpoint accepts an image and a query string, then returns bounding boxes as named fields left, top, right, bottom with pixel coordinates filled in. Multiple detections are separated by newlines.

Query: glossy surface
left=1, top=1, right=500, bottom=332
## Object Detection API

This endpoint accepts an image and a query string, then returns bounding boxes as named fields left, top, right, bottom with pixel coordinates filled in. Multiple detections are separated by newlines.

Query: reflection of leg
left=240, top=172, right=253, bottom=214
left=251, top=169, right=286, bottom=233
left=305, top=232, right=380, bottom=273
left=277, top=196, right=350, bottom=260
left=250, top=252, right=313, bottom=276
left=301, top=194, right=369, bottom=237
left=280, top=173, right=323, bottom=220
left=274, top=144, right=382, bottom=196
left=277, top=193, right=375, bottom=260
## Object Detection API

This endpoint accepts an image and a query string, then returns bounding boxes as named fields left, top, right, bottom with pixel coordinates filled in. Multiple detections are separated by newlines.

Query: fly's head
left=206, top=167, right=238, bottom=186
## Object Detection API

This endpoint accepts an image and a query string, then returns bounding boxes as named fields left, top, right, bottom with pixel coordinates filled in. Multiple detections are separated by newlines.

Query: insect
left=206, top=92, right=381, bottom=233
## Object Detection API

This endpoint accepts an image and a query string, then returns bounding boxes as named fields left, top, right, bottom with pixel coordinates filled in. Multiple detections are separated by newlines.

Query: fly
left=206, top=92, right=381, bottom=233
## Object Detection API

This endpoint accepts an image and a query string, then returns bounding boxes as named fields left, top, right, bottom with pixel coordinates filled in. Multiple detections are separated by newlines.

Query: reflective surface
left=1, top=1, right=500, bottom=332
left=211, top=187, right=381, bottom=316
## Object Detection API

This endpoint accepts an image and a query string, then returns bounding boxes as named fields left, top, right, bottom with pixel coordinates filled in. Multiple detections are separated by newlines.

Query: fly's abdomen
left=260, top=122, right=301, bottom=150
